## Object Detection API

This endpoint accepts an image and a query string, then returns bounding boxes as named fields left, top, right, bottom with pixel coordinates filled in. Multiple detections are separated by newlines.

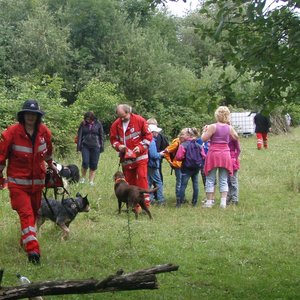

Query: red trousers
left=256, top=133, right=268, bottom=149
left=9, top=188, right=42, bottom=255
left=123, top=162, right=150, bottom=205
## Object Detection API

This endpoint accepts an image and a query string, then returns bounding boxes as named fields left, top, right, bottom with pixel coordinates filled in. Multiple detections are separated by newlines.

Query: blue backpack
left=183, top=140, right=204, bottom=169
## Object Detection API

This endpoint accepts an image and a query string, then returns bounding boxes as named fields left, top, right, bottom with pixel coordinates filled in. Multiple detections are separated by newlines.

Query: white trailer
left=230, top=112, right=256, bottom=136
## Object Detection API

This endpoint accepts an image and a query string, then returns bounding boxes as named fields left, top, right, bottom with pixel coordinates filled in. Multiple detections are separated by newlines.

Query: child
left=227, top=137, right=240, bottom=205
left=175, top=128, right=204, bottom=207
left=148, top=124, right=165, bottom=205
left=163, top=137, right=182, bottom=204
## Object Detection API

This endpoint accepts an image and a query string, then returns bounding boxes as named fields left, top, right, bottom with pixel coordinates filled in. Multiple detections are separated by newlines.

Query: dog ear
left=76, top=192, right=81, bottom=197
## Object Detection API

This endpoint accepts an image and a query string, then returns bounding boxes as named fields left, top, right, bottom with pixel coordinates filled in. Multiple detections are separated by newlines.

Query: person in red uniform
left=0, top=100, right=56, bottom=264
left=110, top=104, right=153, bottom=211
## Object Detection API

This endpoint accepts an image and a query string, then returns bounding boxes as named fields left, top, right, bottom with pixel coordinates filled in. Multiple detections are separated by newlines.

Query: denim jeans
left=81, top=146, right=101, bottom=170
left=227, top=170, right=239, bottom=202
left=206, top=168, right=228, bottom=193
left=148, top=167, right=164, bottom=202
left=174, top=168, right=182, bottom=200
left=179, top=168, right=200, bottom=206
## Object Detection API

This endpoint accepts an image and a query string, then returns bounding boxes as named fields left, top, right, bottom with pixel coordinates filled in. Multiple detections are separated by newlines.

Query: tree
left=199, top=0, right=300, bottom=111
left=72, top=80, right=124, bottom=133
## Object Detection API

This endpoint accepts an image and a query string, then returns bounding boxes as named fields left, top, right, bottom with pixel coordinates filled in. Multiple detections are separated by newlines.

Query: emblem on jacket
left=130, top=128, right=135, bottom=133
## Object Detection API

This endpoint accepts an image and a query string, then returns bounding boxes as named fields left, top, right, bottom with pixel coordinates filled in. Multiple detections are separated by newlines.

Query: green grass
left=1, top=128, right=300, bottom=299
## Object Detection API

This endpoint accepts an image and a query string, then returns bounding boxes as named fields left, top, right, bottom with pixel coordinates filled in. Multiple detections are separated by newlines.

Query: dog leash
left=42, top=190, right=55, bottom=217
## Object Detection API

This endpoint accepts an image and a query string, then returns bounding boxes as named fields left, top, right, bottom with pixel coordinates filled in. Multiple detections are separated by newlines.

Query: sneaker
left=28, top=252, right=40, bottom=265
left=220, top=203, right=227, bottom=209
left=89, top=181, right=95, bottom=186
left=79, top=178, right=85, bottom=183
left=202, top=200, right=213, bottom=208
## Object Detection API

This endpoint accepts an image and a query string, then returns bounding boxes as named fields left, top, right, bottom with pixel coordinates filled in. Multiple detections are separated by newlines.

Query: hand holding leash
left=133, top=146, right=140, bottom=154
left=48, top=162, right=58, bottom=175
left=118, top=145, right=126, bottom=153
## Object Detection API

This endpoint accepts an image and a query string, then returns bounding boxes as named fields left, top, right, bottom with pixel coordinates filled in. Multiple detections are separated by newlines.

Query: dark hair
left=17, top=112, right=42, bottom=125
left=84, top=111, right=95, bottom=121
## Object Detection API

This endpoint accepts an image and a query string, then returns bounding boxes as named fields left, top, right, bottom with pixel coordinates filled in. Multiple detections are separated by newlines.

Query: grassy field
left=0, top=128, right=300, bottom=300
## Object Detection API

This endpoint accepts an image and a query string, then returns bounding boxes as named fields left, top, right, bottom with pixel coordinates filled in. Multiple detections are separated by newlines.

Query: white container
left=230, top=112, right=256, bottom=136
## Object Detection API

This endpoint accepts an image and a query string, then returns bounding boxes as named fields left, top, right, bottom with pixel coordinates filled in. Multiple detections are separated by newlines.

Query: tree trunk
left=0, top=264, right=179, bottom=300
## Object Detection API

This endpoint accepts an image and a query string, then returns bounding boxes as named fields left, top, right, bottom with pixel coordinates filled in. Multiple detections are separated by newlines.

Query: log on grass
left=0, top=263, right=179, bottom=300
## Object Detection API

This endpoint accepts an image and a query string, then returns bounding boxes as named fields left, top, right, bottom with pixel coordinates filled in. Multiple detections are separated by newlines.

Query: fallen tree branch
left=0, top=264, right=179, bottom=300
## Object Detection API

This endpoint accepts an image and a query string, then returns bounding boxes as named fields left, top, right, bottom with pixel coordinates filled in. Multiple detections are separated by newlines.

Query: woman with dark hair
left=0, top=99, right=55, bottom=264
left=76, top=111, right=104, bottom=186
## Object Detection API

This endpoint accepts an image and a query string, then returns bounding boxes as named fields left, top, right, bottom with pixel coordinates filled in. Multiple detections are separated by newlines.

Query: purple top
left=210, top=124, right=230, bottom=144
left=175, top=138, right=194, bottom=161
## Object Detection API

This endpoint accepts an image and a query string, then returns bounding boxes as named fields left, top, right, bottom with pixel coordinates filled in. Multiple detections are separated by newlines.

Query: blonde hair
left=215, top=106, right=231, bottom=123
left=178, top=127, right=199, bottom=138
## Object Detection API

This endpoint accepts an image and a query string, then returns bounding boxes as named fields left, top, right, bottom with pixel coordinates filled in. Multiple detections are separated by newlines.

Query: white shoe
left=79, top=178, right=85, bottom=183
left=89, top=181, right=95, bottom=186
left=220, top=202, right=227, bottom=209
left=202, top=200, right=213, bottom=208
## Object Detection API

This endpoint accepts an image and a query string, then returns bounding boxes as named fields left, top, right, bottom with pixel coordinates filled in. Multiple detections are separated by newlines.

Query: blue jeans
left=227, top=170, right=239, bottom=202
left=81, top=146, right=101, bottom=170
left=148, top=167, right=164, bottom=202
left=179, top=168, right=200, bottom=206
left=206, top=168, right=228, bottom=193
left=174, top=168, right=182, bottom=200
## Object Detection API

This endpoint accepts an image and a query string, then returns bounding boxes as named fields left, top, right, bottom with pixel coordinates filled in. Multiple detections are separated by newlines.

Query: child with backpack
left=175, top=128, right=205, bottom=208
left=163, top=137, right=182, bottom=204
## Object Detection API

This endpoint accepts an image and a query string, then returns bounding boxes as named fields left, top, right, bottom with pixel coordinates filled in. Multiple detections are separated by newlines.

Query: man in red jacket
left=0, top=100, right=56, bottom=264
left=110, top=104, right=153, bottom=210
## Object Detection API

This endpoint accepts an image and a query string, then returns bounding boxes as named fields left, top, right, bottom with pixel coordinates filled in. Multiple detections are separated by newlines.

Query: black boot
left=28, top=252, right=40, bottom=265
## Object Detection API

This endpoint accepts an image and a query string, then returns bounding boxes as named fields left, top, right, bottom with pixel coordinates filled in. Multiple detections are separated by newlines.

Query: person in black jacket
left=254, top=112, right=271, bottom=149
left=77, top=111, right=104, bottom=185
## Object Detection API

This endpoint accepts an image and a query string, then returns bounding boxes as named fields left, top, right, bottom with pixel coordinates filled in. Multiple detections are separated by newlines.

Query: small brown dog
left=113, top=171, right=157, bottom=219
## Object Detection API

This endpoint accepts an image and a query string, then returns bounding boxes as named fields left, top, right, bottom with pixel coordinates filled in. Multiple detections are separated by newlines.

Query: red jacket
left=0, top=123, right=53, bottom=191
left=110, top=114, right=152, bottom=169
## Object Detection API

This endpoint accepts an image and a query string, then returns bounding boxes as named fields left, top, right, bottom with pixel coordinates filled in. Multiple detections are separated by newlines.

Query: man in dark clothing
left=254, top=112, right=271, bottom=149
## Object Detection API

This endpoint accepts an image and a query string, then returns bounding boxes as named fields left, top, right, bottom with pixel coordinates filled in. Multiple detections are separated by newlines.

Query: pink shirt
left=204, top=124, right=233, bottom=176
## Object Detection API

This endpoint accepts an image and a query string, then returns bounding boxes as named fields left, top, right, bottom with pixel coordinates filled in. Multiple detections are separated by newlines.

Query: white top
left=122, top=119, right=130, bottom=146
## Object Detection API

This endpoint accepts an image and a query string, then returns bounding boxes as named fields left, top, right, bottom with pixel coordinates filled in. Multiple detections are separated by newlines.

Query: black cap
left=17, top=100, right=44, bottom=119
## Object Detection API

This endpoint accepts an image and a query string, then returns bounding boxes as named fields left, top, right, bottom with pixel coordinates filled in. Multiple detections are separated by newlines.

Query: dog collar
left=115, top=178, right=127, bottom=184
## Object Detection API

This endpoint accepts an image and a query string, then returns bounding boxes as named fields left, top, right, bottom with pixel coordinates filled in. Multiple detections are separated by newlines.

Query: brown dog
left=113, top=171, right=157, bottom=219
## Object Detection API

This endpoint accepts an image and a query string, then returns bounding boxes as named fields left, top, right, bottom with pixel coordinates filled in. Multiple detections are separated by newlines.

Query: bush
left=71, top=80, right=125, bottom=134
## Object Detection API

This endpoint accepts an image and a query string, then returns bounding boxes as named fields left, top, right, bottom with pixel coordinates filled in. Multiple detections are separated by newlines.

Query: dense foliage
left=0, top=0, right=299, bottom=155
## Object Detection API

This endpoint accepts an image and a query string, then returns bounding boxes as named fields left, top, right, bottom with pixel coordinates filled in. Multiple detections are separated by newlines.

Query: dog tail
left=139, top=187, right=159, bottom=194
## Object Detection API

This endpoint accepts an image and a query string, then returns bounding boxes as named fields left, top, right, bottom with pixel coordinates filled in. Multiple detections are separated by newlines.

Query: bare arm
left=201, top=124, right=216, bottom=142
left=230, top=126, right=239, bottom=140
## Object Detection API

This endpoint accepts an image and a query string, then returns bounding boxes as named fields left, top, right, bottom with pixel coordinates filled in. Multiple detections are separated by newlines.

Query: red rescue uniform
left=0, top=123, right=53, bottom=256
left=110, top=113, right=152, bottom=204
